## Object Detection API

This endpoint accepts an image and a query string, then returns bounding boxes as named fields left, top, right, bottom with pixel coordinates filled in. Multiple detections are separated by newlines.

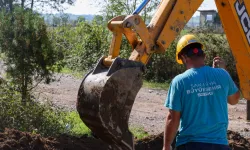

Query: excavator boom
left=77, top=0, right=250, bottom=149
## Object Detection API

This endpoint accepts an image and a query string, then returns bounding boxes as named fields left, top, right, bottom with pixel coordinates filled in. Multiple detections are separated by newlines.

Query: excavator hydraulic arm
left=77, top=0, right=250, bottom=149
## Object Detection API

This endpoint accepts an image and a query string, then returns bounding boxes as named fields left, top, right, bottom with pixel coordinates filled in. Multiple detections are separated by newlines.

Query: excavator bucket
left=77, top=57, right=144, bottom=150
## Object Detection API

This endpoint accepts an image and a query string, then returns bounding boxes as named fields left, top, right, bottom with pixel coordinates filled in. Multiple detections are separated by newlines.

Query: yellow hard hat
left=176, top=34, right=204, bottom=64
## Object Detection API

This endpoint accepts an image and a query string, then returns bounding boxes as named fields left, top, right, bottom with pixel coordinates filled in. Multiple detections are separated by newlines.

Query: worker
left=163, top=34, right=240, bottom=150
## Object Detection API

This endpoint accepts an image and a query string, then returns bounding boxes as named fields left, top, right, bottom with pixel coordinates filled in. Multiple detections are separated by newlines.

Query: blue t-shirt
left=165, top=66, right=238, bottom=147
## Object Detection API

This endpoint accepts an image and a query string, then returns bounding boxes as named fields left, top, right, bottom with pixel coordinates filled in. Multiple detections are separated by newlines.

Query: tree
left=0, top=8, right=64, bottom=104
left=51, top=21, right=110, bottom=71
left=0, top=0, right=74, bottom=12
left=213, top=13, right=221, bottom=25
left=52, top=16, right=61, bottom=27
left=61, top=14, right=69, bottom=26
left=93, top=15, right=104, bottom=24
left=96, top=0, right=160, bottom=22
left=77, top=16, right=86, bottom=23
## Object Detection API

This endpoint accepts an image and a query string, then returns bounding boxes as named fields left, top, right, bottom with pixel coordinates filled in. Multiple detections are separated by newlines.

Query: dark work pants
left=175, top=142, right=231, bottom=150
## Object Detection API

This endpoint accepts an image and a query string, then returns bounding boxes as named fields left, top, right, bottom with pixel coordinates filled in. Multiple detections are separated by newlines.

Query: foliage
left=0, top=80, right=92, bottom=137
left=51, top=21, right=110, bottom=71
left=0, top=81, right=149, bottom=138
left=144, top=28, right=238, bottom=84
left=0, top=82, right=65, bottom=136
left=85, top=0, right=237, bottom=84
left=191, top=28, right=238, bottom=84
left=0, top=0, right=74, bottom=12
left=60, top=67, right=84, bottom=79
left=92, top=15, right=104, bottom=25
left=143, top=80, right=169, bottom=90
left=130, top=126, right=149, bottom=140
left=64, top=111, right=91, bottom=136
left=0, top=8, right=64, bottom=103
left=213, top=13, right=221, bottom=25
left=144, top=41, right=184, bottom=82
left=96, top=0, right=161, bottom=22
left=51, top=18, right=238, bottom=84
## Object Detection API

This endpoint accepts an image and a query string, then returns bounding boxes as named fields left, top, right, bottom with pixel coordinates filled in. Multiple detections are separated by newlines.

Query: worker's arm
left=228, top=91, right=240, bottom=105
left=225, top=67, right=240, bottom=105
left=213, top=57, right=240, bottom=105
left=163, top=110, right=180, bottom=150
left=163, top=78, right=182, bottom=150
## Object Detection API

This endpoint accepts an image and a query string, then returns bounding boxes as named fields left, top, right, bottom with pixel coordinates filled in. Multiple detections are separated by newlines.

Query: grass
left=0, top=53, right=4, bottom=59
left=130, top=126, right=149, bottom=140
left=60, top=68, right=85, bottom=79
left=65, top=111, right=91, bottom=136
left=65, top=111, right=148, bottom=139
left=143, top=80, right=169, bottom=90
left=65, top=111, right=148, bottom=140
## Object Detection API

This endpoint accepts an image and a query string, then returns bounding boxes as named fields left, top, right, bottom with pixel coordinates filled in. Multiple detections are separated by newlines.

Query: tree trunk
left=0, top=0, right=4, bottom=9
left=31, top=0, right=34, bottom=10
left=9, top=0, right=13, bottom=12
left=21, top=74, right=26, bottom=104
left=21, top=0, right=25, bottom=8
left=21, top=73, right=29, bottom=105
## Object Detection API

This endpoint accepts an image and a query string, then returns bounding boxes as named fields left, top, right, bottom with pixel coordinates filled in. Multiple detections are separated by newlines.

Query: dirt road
left=34, top=74, right=250, bottom=137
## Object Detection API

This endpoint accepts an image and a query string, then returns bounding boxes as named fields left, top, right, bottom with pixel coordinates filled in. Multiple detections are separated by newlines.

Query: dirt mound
left=135, top=133, right=164, bottom=150
left=228, top=130, right=250, bottom=150
left=135, top=131, right=250, bottom=150
left=0, top=129, right=108, bottom=150
left=0, top=129, right=249, bottom=150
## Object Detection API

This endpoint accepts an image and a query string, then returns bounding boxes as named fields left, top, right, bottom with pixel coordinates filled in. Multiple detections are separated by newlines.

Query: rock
left=244, top=128, right=249, bottom=132
left=148, top=90, right=153, bottom=93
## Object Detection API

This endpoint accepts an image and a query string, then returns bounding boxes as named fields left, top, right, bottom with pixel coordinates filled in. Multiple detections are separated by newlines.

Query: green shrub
left=144, top=28, right=238, bottom=84
left=0, top=82, right=90, bottom=137
left=192, top=30, right=238, bottom=84
left=51, top=21, right=110, bottom=72
left=0, top=8, right=64, bottom=103
left=51, top=23, right=238, bottom=84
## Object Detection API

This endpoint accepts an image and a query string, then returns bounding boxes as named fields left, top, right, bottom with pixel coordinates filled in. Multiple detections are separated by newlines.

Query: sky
left=62, top=0, right=217, bottom=15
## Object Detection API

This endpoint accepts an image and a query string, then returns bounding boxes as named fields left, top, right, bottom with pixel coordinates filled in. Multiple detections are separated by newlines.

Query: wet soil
left=0, top=129, right=108, bottom=150
left=0, top=129, right=249, bottom=150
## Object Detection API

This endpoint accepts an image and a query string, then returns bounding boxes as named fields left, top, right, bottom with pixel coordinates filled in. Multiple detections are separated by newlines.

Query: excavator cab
left=77, top=0, right=250, bottom=149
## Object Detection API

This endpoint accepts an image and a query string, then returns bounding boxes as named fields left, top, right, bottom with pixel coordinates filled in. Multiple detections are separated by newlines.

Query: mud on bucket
left=77, top=57, right=145, bottom=150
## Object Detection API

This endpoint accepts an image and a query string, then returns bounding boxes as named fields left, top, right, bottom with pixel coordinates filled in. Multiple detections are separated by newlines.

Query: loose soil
left=0, top=128, right=249, bottom=150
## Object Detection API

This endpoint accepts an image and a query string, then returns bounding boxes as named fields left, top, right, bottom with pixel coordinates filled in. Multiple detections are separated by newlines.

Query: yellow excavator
left=76, top=0, right=250, bottom=149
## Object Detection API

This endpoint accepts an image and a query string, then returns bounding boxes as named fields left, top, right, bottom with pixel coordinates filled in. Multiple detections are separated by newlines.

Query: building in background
left=198, top=9, right=217, bottom=26
left=186, top=9, right=223, bottom=33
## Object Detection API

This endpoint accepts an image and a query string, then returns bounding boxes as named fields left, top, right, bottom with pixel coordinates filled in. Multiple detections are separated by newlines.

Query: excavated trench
left=0, top=129, right=249, bottom=150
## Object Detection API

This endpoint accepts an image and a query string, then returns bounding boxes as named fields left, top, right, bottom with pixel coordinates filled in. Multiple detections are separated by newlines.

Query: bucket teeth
left=77, top=57, right=144, bottom=150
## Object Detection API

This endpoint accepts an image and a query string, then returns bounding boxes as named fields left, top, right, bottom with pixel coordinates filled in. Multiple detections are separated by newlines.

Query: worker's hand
left=213, top=57, right=226, bottom=69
